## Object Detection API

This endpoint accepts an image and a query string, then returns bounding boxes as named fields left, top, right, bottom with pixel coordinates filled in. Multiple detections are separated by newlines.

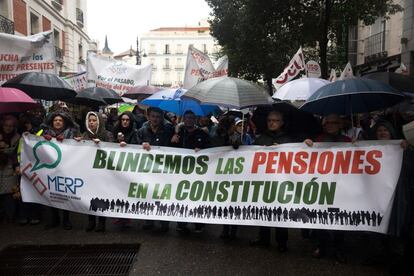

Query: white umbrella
left=183, top=76, right=272, bottom=109
left=272, top=78, right=330, bottom=101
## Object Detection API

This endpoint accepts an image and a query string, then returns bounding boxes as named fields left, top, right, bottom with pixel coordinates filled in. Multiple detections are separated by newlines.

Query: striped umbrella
left=182, top=76, right=272, bottom=109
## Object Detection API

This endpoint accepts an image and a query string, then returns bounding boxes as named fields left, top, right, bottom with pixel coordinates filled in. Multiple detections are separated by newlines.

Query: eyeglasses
left=121, top=118, right=130, bottom=121
left=324, top=121, right=339, bottom=125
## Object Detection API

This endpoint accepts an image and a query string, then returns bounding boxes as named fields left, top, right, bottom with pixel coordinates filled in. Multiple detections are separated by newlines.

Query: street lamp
left=136, top=36, right=147, bottom=65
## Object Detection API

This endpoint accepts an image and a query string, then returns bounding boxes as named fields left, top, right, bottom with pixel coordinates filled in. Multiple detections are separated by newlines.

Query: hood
left=372, top=120, right=398, bottom=139
left=113, top=111, right=135, bottom=135
left=85, top=111, right=104, bottom=136
left=43, top=111, right=77, bottom=130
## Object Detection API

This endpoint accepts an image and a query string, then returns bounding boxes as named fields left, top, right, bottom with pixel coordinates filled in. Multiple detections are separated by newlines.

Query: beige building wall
left=140, top=24, right=220, bottom=87
left=0, top=0, right=96, bottom=74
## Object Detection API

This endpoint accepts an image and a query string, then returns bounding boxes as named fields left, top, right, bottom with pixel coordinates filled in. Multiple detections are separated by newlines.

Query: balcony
left=0, top=14, right=14, bottom=34
left=51, top=0, right=63, bottom=11
left=55, top=46, right=64, bottom=63
left=364, top=31, right=388, bottom=63
left=76, top=8, right=84, bottom=28
left=175, top=65, right=184, bottom=70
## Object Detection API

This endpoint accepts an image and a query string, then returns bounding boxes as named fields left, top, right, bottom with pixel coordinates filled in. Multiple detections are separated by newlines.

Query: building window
left=165, top=44, right=170, bottom=54
left=30, top=12, right=40, bottom=35
left=164, top=72, right=171, bottom=85
left=176, top=58, right=183, bottom=69
left=54, top=29, right=60, bottom=47
left=53, top=29, right=63, bottom=62
left=347, top=25, right=358, bottom=66
left=0, top=0, right=9, bottom=18
left=177, top=72, right=182, bottom=84
left=164, top=58, right=170, bottom=69
left=176, top=44, right=182, bottom=54
left=365, top=17, right=388, bottom=59
left=78, top=42, right=84, bottom=63
left=149, top=44, right=156, bottom=54
left=150, top=58, right=156, bottom=69
left=0, top=0, right=13, bottom=34
left=202, top=44, right=207, bottom=54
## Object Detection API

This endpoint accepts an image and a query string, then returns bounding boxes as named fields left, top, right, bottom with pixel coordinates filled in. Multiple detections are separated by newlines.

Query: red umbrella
left=0, top=87, right=39, bottom=114
left=123, top=85, right=163, bottom=100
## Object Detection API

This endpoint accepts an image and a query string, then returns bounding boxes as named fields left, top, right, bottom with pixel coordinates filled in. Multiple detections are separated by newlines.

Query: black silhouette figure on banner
left=88, top=198, right=384, bottom=228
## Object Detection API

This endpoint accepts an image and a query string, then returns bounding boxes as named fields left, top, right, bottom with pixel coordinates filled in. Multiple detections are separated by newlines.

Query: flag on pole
left=395, top=62, right=408, bottom=75
left=183, top=45, right=228, bottom=89
left=272, top=47, right=306, bottom=90
left=339, top=62, right=354, bottom=80
left=329, top=69, right=337, bottom=82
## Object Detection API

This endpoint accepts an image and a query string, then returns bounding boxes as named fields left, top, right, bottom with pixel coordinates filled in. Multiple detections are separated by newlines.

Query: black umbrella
left=364, top=72, right=414, bottom=93
left=80, top=87, right=123, bottom=105
left=2, top=72, right=76, bottom=100
left=252, top=102, right=321, bottom=138
left=66, top=91, right=107, bottom=107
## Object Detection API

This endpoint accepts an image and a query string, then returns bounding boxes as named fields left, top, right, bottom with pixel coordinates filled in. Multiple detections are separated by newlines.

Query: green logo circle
left=31, top=141, right=62, bottom=171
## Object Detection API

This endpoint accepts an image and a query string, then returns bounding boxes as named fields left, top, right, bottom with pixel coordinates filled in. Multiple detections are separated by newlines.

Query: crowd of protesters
left=1, top=100, right=413, bottom=269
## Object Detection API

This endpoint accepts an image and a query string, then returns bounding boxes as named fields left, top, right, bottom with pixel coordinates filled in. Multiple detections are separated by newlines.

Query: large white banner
left=272, top=47, right=306, bottom=90
left=183, top=45, right=228, bottom=89
left=20, top=135, right=403, bottom=233
left=0, top=31, right=56, bottom=84
left=63, top=71, right=87, bottom=92
left=87, top=53, right=152, bottom=95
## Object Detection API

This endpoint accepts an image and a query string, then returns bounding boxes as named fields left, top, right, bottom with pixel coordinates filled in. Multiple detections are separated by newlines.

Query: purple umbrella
left=0, top=87, right=39, bottom=114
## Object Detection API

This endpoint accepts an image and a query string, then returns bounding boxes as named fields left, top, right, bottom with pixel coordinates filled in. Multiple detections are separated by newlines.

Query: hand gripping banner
left=20, top=135, right=403, bottom=233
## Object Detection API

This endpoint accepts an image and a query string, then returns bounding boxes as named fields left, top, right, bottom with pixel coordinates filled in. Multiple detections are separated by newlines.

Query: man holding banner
left=250, top=111, right=294, bottom=253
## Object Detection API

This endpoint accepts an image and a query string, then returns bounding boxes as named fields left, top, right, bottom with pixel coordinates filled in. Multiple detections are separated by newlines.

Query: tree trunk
left=319, top=0, right=331, bottom=79
left=266, top=77, right=273, bottom=96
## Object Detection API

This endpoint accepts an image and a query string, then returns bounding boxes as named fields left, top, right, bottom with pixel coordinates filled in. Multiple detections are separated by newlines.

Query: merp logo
left=31, top=140, right=62, bottom=171
left=22, top=140, right=84, bottom=196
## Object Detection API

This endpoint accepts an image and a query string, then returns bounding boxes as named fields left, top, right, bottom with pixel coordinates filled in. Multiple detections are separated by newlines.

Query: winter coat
left=372, top=120, right=414, bottom=237
left=0, top=130, right=20, bottom=195
left=137, top=123, right=174, bottom=147
left=81, top=112, right=113, bottom=142
left=40, top=111, right=79, bottom=139
left=254, top=129, right=293, bottom=146
left=112, top=111, right=139, bottom=145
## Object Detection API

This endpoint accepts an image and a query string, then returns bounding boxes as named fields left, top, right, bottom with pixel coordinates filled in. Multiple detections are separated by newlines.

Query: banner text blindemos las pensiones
left=20, top=135, right=403, bottom=233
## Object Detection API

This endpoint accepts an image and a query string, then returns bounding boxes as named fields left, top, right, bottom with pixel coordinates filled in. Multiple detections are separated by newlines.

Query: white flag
left=63, top=71, right=87, bottom=92
left=87, top=53, right=152, bottom=95
left=339, top=62, right=354, bottom=80
left=183, top=45, right=228, bottom=89
left=329, top=69, right=337, bottom=82
left=272, top=47, right=306, bottom=90
left=395, top=62, right=408, bottom=75
left=0, top=31, right=56, bottom=84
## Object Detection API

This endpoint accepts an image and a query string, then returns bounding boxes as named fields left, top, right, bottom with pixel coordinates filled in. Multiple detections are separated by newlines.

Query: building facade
left=0, top=0, right=97, bottom=75
left=140, top=22, right=220, bottom=87
left=352, top=0, right=414, bottom=76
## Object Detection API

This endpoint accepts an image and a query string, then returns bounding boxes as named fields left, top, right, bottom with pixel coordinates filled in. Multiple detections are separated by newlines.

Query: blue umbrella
left=141, top=88, right=219, bottom=116
left=300, top=78, right=406, bottom=116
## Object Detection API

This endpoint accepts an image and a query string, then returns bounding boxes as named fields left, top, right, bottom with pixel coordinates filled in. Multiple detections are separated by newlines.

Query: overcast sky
left=87, top=0, right=212, bottom=54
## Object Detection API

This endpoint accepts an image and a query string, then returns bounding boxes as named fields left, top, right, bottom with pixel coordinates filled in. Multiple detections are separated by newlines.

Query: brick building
left=0, top=0, right=97, bottom=74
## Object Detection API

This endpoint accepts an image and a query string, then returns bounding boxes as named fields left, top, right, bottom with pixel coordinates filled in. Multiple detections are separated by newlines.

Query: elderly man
left=304, top=113, right=350, bottom=263
left=250, top=110, right=292, bottom=252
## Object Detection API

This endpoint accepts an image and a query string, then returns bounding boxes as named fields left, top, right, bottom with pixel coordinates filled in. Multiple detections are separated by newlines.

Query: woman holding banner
left=76, top=111, right=113, bottom=232
left=371, top=120, right=413, bottom=272
left=39, top=111, right=79, bottom=230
